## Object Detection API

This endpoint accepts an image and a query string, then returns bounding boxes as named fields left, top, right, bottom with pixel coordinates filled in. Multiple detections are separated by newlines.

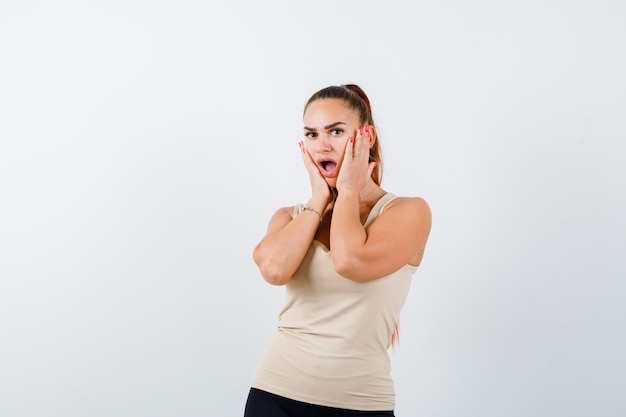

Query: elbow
left=332, top=254, right=366, bottom=282
left=260, top=267, right=292, bottom=286
left=253, top=248, right=292, bottom=286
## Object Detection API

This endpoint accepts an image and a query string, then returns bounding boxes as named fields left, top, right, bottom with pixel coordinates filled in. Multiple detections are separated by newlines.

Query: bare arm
left=253, top=139, right=334, bottom=285
left=330, top=127, right=432, bottom=281
left=330, top=193, right=431, bottom=281
left=252, top=195, right=328, bottom=285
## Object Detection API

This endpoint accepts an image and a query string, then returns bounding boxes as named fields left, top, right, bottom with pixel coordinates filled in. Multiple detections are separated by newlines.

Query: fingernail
left=359, top=128, right=363, bottom=135
left=350, top=136, right=354, bottom=143
left=365, top=125, right=369, bottom=133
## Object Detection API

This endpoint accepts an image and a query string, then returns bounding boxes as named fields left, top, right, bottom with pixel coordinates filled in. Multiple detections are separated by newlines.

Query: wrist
left=335, top=187, right=358, bottom=201
left=299, top=205, right=323, bottom=222
left=308, top=194, right=330, bottom=210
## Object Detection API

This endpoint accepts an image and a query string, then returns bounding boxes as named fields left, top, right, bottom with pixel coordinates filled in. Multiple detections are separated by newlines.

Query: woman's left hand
left=336, top=125, right=377, bottom=194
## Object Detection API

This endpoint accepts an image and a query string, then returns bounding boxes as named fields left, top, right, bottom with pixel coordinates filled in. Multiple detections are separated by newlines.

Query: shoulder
left=268, top=203, right=311, bottom=223
left=262, top=205, right=298, bottom=235
left=383, top=195, right=431, bottom=218
left=275, top=205, right=297, bottom=218
left=379, top=196, right=431, bottom=266
left=377, top=195, right=432, bottom=232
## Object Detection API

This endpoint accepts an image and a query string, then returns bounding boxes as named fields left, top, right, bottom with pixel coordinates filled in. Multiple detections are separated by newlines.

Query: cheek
left=335, top=138, right=349, bottom=157
left=302, top=141, right=315, bottom=154
left=329, top=143, right=347, bottom=169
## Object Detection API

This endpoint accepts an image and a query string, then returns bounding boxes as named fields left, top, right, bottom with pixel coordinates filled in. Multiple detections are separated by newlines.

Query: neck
left=329, top=181, right=384, bottom=208
left=358, top=181, right=385, bottom=206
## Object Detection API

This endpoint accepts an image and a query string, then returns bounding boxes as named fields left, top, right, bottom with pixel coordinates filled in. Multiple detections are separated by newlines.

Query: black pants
left=244, top=388, right=395, bottom=417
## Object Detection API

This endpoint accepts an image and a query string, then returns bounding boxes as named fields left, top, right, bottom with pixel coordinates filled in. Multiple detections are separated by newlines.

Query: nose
left=316, top=135, right=332, bottom=153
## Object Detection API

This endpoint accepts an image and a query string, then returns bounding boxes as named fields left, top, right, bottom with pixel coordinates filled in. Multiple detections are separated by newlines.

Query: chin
left=325, top=178, right=337, bottom=188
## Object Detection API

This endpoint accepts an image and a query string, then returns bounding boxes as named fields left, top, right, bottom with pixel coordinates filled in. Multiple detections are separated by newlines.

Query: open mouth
left=318, top=159, right=338, bottom=176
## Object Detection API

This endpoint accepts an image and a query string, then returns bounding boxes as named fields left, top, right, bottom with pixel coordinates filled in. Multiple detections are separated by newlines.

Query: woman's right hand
left=252, top=143, right=332, bottom=285
left=299, top=141, right=332, bottom=207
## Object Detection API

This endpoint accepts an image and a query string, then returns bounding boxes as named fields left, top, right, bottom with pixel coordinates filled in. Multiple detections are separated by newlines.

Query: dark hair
left=303, top=84, right=383, bottom=185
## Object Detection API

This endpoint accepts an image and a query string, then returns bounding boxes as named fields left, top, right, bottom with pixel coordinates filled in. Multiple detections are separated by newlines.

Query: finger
left=299, top=141, right=314, bottom=164
left=343, top=135, right=355, bottom=162
left=354, top=126, right=370, bottom=159
left=365, top=125, right=376, bottom=149
left=367, top=161, right=377, bottom=178
left=299, top=141, right=320, bottom=176
left=299, top=141, right=310, bottom=166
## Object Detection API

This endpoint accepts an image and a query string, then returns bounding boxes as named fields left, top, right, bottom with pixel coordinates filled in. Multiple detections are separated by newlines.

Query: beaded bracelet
left=300, top=205, right=323, bottom=222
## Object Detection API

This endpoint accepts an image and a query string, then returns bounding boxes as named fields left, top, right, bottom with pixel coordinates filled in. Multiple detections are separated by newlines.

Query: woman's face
left=302, top=98, right=362, bottom=188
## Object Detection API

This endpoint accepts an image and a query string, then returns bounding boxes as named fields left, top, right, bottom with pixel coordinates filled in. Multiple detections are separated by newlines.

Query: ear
left=368, top=126, right=377, bottom=148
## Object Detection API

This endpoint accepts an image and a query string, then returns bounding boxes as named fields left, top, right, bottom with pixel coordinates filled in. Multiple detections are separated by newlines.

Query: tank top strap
left=293, top=204, right=304, bottom=217
left=363, top=193, right=398, bottom=228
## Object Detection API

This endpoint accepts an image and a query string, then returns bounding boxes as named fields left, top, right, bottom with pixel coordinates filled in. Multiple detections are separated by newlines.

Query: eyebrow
left=303, top=121, right=346, bottom=131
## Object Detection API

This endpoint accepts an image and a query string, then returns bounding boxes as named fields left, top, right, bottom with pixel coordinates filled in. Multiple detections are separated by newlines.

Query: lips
left=317, top=157, right=339, bottom=178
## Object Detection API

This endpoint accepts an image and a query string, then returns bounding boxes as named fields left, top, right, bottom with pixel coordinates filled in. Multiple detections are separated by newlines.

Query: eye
left=330, top=128, right=343, bottom=136
left=304, top=131, right=317, bottom=139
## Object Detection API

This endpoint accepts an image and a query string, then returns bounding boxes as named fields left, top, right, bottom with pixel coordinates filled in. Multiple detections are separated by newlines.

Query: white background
left=1, top=1, right=625, bottom=416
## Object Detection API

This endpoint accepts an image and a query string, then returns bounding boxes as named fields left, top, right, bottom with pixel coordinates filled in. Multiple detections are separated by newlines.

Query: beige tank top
left=251, top=193, right=418, bottom=411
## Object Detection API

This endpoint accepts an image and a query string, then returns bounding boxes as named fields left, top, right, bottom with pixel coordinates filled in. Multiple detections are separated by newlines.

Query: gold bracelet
left=300, top=205, right=323, bottom=222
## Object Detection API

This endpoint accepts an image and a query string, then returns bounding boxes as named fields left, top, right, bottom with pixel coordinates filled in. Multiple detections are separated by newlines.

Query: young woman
left=244, top=84, right=432, bottom=416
